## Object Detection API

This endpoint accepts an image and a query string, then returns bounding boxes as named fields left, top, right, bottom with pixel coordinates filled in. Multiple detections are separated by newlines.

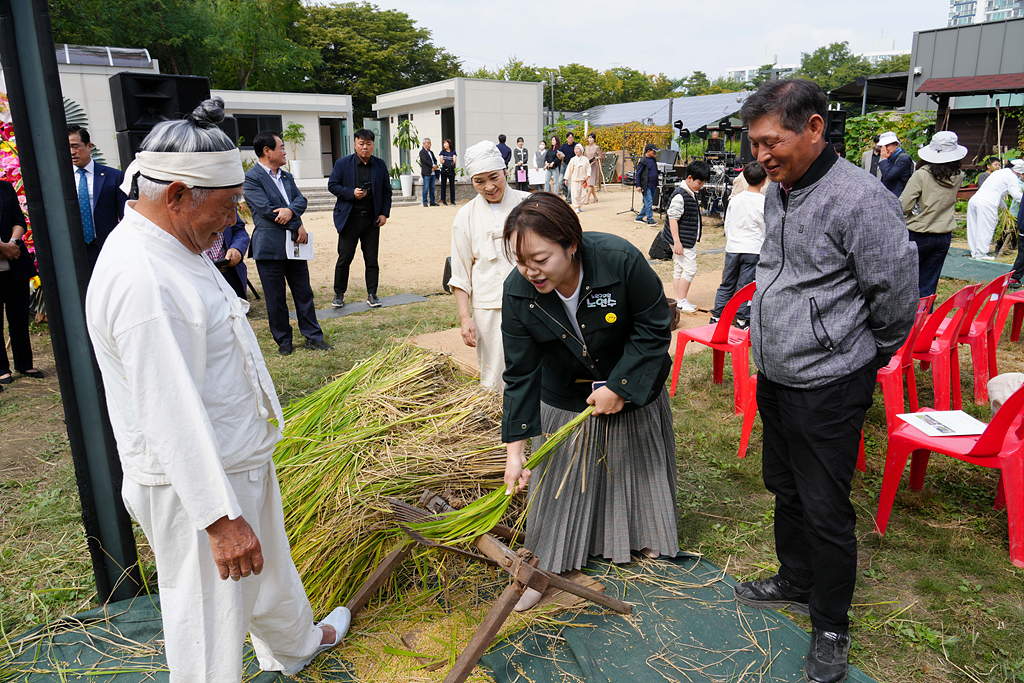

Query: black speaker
left=719, top=118, right=733, bottom=132
left=695, top=125, right=709, bottom=140
left=678, top=128, right=690, bottom=142
left=115, top=130, right=149, bottom=172
left=739, top=128, right=752, bottom=164
left=218, top=116, right=239, bottom=146
left=825, top=109, right=847, bottom=145
left=109, top=72, right=211, bottom=132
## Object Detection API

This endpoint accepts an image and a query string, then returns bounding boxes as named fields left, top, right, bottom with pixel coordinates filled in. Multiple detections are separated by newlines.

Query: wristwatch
left=12, top=238, right=23, bottom=247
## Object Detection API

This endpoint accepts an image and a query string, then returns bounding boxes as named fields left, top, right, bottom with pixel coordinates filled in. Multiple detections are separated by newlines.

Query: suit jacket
left=0, top=180, right=35, bottom=282
left=222, top=211, right=251, bottom=285
left=83, top=162, right=127, bottom=269
left=327, top=154, right=392, bottom=233
left=244, top=163, right=308, bottom=261
left=418, top=147, right=437, bottom=176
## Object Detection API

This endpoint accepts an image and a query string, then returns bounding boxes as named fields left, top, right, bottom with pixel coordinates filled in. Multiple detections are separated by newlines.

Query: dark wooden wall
left=936, top=98, right=1021, bottom=169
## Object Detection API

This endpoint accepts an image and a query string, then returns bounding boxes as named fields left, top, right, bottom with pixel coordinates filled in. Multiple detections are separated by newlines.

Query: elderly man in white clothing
left=449, top=141, right=531, bottom=389
left=967, top=159, right=1023, bottom=260
left=85, top=98, right=349, bottom=682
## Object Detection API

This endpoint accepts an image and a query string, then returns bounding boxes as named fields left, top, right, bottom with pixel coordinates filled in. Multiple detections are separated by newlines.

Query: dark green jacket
left=501, top=232, right=672, bottom=443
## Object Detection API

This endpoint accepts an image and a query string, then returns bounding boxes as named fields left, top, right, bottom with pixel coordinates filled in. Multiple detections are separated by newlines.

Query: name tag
left=587, top=293, right=617, bottom=308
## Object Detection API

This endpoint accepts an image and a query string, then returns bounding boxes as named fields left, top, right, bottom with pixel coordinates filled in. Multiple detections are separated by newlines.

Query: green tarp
left=941, top=246, right=1012, bottom=283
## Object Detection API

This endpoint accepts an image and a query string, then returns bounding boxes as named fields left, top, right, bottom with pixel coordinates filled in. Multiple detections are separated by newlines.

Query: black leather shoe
left=804, top=628, right=850, bottom=683
left=734, top=575, right=810, bottom=615
left=304, top=338, right=333, bottom=351
left=0, top=374, right=12, bottom=385
left=331, top=295, right=345, bottom=308
left=367, top=294, right=382, bottom=308
left=278, top=342, right=293, bottom=356
left=19, top=369, right=45, bottom=379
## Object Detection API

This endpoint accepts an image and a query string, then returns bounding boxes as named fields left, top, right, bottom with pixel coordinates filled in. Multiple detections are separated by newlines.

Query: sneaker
left=430, top=202, right=439, bottom=207
left=709, top=316, right=720, bottom=325
left=331, top=295, right=345, bottom=308
left=647, top=219, right=657, bottom=225
left=367, top=294, right=382, bottom=308
left=734, top=319, right=749, bottom=330
left=734, top=575, right=810, bottom=615
left=278, top=342, right=293, bottom=356
left=634, top=216, right=647, bottom=223
left=804, top=628, right=851, bottom=683
left=1010, top=278, right=1021, bottom=291
left=304, top=338, right=333, bottom=352
left=677, top=300, right=698, bottom=313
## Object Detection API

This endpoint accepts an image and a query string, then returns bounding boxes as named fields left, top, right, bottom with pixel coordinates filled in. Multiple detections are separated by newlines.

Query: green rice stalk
left=406, top=405, right=595, bottom=545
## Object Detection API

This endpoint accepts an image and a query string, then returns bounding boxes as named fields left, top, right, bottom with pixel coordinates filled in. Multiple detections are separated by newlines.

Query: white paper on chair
left=285, top=231, right=314, bottom=260
left=897, top=411, right=987, bottom=437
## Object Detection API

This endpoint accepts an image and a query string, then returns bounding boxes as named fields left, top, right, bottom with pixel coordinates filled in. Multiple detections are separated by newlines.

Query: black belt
left=355, top=209, right=371, bottom=216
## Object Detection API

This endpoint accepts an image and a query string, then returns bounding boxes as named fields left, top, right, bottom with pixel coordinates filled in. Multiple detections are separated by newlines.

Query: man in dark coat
left=204, top=210, right=251, bottom=299
left=245, top=130, right=330, bottom=355
left=0, top=180, right=43, bottom=386
left=878, top=131, right=914, bottom=197
left=327, top=128, right=392, bottom=308
left=68, top=124, right=126, bottom=271
left=418, top=138, right=438, bottom=207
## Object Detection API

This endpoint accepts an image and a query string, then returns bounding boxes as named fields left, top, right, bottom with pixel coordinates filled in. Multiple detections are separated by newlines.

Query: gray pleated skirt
left=525, top=388, right=679, bottom=573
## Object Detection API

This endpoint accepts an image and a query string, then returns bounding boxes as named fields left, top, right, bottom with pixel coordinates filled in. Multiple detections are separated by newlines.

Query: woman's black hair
left=502, top=192, right=582, bottom=263
left=928, top=159, right=963, bottom=185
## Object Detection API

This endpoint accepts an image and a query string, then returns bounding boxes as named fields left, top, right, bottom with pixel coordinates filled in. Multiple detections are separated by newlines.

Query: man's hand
left=353, top=188, right=367, bottom=200
left=636, top=187, right=642, bottom=194
left=460, top=318, right=477, bottom=348
left=225, top=248, right=242, bottom=267
left=206, top=515, right=263, bottom=581
left=880, top=146, right=892, bottom=160
left=0, top=242, right=19, bottom=260
left=295, top=226, right=308, bottom=245
left=273, top=207, right=294, bottom=224
left=587, top=385, right=625, bottom=415
left=377, top=215, right=387, bottom=227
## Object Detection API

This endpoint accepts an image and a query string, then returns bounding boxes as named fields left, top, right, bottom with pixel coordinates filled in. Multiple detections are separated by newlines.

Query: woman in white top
left=448, top=141, right=531, bottom=389
left=967, top=159, right=1023, bottom=260
left=565, top=144, right=591, bottom=213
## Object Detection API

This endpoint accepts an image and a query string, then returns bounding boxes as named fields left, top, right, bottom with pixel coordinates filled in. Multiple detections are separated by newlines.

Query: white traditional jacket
left=86, top=205, right=284, bottom=530
left=448, top=187, right=529, bottom=309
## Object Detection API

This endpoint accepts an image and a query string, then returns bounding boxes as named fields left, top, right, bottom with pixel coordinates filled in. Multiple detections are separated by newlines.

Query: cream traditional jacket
left=86, top=205, right=284, bottom=530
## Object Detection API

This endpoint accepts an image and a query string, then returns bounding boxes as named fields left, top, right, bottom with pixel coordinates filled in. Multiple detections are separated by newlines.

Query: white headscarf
left=119, top=149, right=245, bottom=196
left=463, top=141, right=506, bottom=178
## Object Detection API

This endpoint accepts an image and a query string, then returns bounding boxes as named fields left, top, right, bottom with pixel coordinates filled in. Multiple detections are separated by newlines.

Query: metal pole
left=861, top=81, right=868, bottom=116
left=0, top=0, right=141, bottom=603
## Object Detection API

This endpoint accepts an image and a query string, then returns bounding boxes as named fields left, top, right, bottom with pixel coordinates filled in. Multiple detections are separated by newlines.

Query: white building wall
left=460, top=79, right=543, bottom=166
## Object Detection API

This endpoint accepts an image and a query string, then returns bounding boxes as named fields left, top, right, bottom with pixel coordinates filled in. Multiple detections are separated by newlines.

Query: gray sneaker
left=331, top=295, right=345, bottom=308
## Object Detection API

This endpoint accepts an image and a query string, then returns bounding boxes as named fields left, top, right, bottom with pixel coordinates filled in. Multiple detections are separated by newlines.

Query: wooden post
left=441, top=583, right=523, bottom=683
left=345, top=543, right=414, bottom=618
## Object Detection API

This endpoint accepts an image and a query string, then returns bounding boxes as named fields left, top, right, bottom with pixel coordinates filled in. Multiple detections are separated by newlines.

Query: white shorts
left=673, top=247, right=698, bottom=281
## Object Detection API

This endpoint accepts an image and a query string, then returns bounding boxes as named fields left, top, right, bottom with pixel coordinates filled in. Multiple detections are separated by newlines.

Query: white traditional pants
left=122, top=461, right=321, bottom=682
left=473, top=307, right=504, bottom=390
left=967, top=197, right=999, bottom=259
left=571, top=180, right=585, bottom=211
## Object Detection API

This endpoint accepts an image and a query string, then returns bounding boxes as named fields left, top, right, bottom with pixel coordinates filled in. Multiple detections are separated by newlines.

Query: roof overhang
left=916, top=73, right=1024, bottom=97
left=828, top=72, right=909, bottom=107
left=373, top=88, right=455, bottom=113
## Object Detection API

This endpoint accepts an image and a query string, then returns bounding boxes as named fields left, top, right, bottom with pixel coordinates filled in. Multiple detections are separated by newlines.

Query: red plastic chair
left=669, top=282, right=754, bottom=414
left=991, top=290, right=1024, bottom=376
left=874, top=384, right=1024, bottom=568
left=912, top=284, right=980, bottom=411
left=738, top=374, right=758, bottom=459
left=936, top=274, right=1010, bottom=405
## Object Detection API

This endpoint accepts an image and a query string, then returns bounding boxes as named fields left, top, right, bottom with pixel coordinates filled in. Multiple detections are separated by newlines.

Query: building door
left=441, top=107, right=455, bottom=152
left=362, top=118, right=389, bottom=168
left=397, top=114, right=410, bottom=169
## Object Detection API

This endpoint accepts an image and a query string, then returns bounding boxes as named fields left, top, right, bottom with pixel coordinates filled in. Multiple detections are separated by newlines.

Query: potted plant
left=389, top=164, right=403, bottom=190
left=281, top=122, right=306, bottom=179
left=393, top=119, right=419, bottom=198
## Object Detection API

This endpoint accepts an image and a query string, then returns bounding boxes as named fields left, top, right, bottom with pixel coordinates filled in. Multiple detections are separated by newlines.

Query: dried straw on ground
left=275, top=343, right=516, bottom=614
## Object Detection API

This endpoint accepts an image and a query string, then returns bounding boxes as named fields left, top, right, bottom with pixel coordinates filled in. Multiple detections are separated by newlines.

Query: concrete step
left=301, top=189, right=423, bottom=213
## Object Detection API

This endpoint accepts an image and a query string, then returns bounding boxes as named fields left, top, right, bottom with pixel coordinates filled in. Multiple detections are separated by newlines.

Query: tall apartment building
left=949, top=0, right=1023, bottom=26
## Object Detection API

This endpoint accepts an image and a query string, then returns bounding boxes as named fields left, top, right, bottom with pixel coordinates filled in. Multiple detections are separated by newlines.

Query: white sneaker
left=281, top=606, right=351, bottom=676
left=677, top=300, right=698, bottom=313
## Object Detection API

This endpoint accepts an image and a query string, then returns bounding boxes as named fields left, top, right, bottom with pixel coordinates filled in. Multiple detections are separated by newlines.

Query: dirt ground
left=298, top=184, right=728, bottom=306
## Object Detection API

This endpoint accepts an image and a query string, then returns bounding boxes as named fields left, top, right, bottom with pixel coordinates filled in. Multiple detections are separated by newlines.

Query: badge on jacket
left=588, top=293, right=617, bottom=308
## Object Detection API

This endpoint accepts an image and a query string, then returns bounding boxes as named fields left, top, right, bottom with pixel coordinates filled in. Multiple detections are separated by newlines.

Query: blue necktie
left=78, top=168, right=95, bottom=244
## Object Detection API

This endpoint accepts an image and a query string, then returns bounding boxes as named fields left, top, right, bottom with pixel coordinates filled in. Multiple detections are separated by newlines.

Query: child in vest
left=664, top=160, right=711, bottom=313
left=709, top=161, right=767, bottom=328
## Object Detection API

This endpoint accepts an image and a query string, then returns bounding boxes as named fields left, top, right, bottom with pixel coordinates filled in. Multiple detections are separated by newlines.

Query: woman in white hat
left=900, top=131, right=968, bottom=297
left=448, top=140, right=532, bottom=389
left=967, top=157, right=1024, bottom=260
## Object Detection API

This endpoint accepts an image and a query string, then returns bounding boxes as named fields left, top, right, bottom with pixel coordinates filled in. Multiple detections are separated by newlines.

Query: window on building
left=235, top=114, right=284, bottom=149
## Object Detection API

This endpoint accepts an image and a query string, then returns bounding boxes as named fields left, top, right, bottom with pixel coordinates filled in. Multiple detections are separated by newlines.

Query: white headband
left=463, top=141, right=506, bottom=179
left=119, top=149, right=245, bottom=196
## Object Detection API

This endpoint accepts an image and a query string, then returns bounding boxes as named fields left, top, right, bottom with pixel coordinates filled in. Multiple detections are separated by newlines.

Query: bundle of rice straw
left=275, top=343, right=512, bottom=613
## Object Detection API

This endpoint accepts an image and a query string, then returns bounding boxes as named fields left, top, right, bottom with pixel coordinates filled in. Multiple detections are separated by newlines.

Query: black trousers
left=711, top=252, right=759, bottom=321
left=757, top=366, right=875, bottom=633
left=334, top=211, right=380, bottom=297
left=219, top=266, right=247, bottom=300
left=0, top=273, right=32, bottom=375
left=909, top=231, right=951, bottom=298
left=439, top=172, right=455, bottom=203
left=255, top=259, right=323, bottom=347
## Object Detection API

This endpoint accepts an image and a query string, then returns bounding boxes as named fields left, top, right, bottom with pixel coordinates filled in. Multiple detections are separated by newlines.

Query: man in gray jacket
left=733, top=80, right=917, bottom=683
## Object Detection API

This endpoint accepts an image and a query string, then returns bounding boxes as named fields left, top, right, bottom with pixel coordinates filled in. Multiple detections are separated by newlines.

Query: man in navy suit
left=203, top=210, right=250, bottom=299
left=327, top=128, right=392, bottom=308
left=244, top=131, right=330, bottom=355
left=68, top=125, right=126, bottom=271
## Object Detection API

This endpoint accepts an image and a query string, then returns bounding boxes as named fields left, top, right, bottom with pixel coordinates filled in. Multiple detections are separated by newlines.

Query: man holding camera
left=328, top=128, right=392, bottom=309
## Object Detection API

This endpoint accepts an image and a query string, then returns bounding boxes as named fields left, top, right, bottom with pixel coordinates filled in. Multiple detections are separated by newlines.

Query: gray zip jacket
left=751, top=157, right=918, bottom=389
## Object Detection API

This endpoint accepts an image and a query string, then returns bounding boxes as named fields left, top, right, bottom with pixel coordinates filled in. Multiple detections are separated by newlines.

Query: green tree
left=706, top=76, right=746, bottom=95
left=679, top=71, right=711, bottom=97
left=495, top=56, right=542, bottom=83
left=299, top=2, right=462, bottom=122
left=796, top=41, right=871, bottom=93
left=555, top=63, right=611, bottom=111
left=749, top=63, right=779, bottom=88
left=872, top=53, right=912, bottom=74
left=210, top=0, right=322, bottom=91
